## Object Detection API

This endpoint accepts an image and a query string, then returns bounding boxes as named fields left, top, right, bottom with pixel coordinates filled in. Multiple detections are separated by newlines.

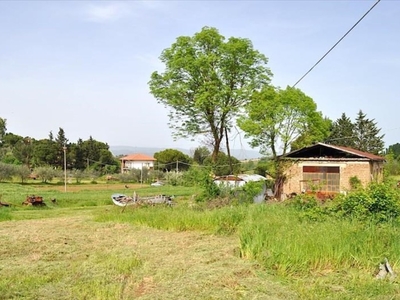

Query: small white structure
left=213, top=174, right=267, bottom=188
left=120, top=153, right=156, bottom=173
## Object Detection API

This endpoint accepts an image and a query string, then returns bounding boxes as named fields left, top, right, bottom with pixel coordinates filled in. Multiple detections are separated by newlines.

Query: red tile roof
left=120, top=153, right=156, bottom=161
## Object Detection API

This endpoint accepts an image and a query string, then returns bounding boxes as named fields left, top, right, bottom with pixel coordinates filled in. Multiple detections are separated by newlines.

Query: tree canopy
left=326, top=113, right=355, bottom=148
left=238, top=86, right=330, bottom=158
left=0, top=125, right=118, bottom=174
left=353, top=110, right=384, bottom=154
left=326, top=110, right=385, bottom=155
left=386, top=143, right=400, bottom=159
left=154, top=148, right=192, bottom=172
left=149, top=26, right=272, bottom=162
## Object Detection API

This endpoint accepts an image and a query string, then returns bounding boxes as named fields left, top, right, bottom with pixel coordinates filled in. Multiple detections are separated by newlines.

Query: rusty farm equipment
left=22, top=195, right=46, bottom=207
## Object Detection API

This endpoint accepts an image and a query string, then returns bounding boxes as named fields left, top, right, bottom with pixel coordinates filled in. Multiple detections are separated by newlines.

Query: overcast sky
left=1, top=0, right=398, bottom=154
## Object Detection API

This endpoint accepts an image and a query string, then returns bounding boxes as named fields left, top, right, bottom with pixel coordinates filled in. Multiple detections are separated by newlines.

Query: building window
left=302, top=166, right=340, bottom=192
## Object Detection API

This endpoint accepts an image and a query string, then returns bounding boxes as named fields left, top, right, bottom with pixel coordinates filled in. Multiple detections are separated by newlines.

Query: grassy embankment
left=1, top=181, right=400, bottom=299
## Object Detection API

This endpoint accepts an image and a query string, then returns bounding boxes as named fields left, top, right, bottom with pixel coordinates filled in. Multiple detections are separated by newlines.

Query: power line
left=293, top=0, right=381, bottom=88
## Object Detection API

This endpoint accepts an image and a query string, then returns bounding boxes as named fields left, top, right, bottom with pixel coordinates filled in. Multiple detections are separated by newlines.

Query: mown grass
left=2, top=181, right=400, bottom=299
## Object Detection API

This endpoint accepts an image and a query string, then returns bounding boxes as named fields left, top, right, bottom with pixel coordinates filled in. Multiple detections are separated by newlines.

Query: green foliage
left=35, top=166, right=60, bottom=183
left=354, top=110, right=385, bottom=154
left=349, top=176, right=362, bottom=190
left=327, top=110, right=385, bottom=154
left=0, top=117, right=6, bottom=144
left=384, top=152, right=400, bottom=176
left=12, top=137, right=34, bottom=168
left=386, top=143, right=400, bottom=159
left=291, top=182, right=400, bottom=223
left=164, top=171, right=183, bottom=186
left=326, top=112, right=355, bottom=147
left=193, top=146, right=210, bottom=165
left=196, top=170, right=221, bottom=202
left=117, top=172, right=135, bottom=183
left=154, top=148, right=191, bottom=171
left=238, top=86, right=329, bottom=158
left=181, top=166, right=210, bottom=187
left=72, top=169, right=85, bottom=184
left=14, top=165, right=31, bottom=183
left=0, top=162, right=15, bottom=182
left=149, top=26, right=272, bottom=161
left=241, top=181, right=265, bottom=203
left=203, top=152, right=241, bottom=176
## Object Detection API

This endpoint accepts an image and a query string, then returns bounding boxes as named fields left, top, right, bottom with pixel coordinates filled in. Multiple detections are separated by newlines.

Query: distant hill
left=109, top=146, right=262, bottom=160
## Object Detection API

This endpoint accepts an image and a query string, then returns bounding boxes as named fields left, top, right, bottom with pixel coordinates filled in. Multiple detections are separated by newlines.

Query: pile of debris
left=376, top=258, right=396, bottom=281
left=22, top=195, right=46, bottom=207
left=0, top=201, right=11, bottom=207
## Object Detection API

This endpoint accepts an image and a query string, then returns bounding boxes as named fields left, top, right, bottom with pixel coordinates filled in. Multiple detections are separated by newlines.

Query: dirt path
left=0, top=212, right=296, bottom=299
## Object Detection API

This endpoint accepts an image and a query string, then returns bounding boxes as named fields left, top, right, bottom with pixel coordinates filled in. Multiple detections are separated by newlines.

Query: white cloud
left=84, top=3, right=131, bottom=23
left=82, top=1, right=168, bottom=23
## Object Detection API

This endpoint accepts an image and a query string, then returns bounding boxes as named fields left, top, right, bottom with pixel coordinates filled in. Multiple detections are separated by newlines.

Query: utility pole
left=63, top=145, right=67, bottom=192
left=176, top=160, right=178, bottom=172
left=140, top=163, right=143, bottom=186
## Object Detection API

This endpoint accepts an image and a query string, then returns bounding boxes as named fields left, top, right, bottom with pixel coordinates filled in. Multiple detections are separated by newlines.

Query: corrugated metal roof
left=321, top=143, right=385, bottom=161
left=214, top=174, right=267, bottom=182
left=120, top=153, right=156, bottom=161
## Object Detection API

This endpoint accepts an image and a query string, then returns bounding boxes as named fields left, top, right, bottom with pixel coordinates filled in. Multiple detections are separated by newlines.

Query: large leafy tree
left=238, top=86, right=329, bottom=198
left=80, top=137, right=116, bottom=172
left=12, top=137, right=34, bottom=167
left=353, top=110, right=384, bottom=155
left=203, top=152, right=241, bottom=176
left=326, top=113, right=355, bottom=147
left=149, top=26, right=272, bottom=162
left=154, top=149, right=192, bottom=172
left=32, top=139, right=58, bottom=167
left=193, top=146, right=211, bottom=165
left=238, top=86, right=329, bottom=157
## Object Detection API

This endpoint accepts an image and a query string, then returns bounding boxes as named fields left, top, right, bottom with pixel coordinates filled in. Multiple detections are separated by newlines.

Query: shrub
left=331, top=183, right=400, bottom=222
left=35, top=166, right=59, bottom=183
left=0, top=162, right=15, bottom=182
left=181, top=166, right=208, bottom=187
left=349, top=176, right=362, bottom=190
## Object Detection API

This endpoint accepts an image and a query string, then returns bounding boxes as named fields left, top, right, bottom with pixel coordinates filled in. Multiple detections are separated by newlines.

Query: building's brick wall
left=283, top=159, right=384, bottom=195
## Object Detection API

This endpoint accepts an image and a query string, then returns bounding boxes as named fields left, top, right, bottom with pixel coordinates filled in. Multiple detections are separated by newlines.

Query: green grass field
left=1, top=181, right=400, bottom=299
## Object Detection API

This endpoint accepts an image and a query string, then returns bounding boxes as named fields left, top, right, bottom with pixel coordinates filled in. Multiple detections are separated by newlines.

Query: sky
left=1, top=0, right=399, bottom=155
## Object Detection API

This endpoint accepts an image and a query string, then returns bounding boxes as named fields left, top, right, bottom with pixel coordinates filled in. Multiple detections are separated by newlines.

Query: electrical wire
left=292, top=0, right=381, bottom=87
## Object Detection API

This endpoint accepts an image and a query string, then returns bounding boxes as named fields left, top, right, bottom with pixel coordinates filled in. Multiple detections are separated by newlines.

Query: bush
left=0, top=162, right=15, bottom=182
left=334, top=183, right=400, bottom=222
left=349, top=176, right=362, bottom=190
left=35, top=166, right=60, bottom=183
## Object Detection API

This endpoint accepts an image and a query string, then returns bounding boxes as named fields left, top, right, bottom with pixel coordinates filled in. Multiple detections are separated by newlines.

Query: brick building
left=281, top=143, right=385, bottom=196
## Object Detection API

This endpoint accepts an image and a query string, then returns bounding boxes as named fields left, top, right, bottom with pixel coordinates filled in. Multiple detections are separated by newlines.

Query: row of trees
left=0, top=123, right=119, bottom=174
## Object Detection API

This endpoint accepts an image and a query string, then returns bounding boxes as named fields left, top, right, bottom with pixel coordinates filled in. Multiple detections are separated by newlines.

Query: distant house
left=120, top=153, right=156, bottom=173
left=281, top=142, right=385, bottom=196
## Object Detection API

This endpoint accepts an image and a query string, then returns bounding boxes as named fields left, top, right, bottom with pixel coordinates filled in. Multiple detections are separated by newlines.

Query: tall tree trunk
left=225, top=127, right=233, bottom=174
left=273, top=159, right=285, bottom=200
